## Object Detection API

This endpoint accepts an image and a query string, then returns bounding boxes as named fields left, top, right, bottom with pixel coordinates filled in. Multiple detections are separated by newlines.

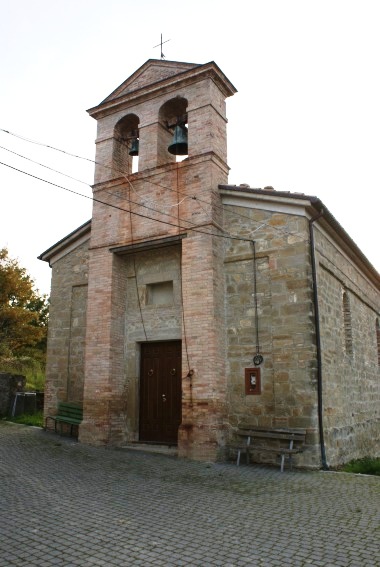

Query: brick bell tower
left=79, top=59, right=236, bottom=461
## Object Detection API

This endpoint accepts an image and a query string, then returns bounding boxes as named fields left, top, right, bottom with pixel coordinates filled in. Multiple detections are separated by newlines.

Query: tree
left=0, top=248, right=49, bottom=358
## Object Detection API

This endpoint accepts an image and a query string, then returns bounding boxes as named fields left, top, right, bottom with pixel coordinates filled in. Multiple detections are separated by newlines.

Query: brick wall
left=93, top=77, right=228, bottom=183
left=82, top=60, right=232, bottom=456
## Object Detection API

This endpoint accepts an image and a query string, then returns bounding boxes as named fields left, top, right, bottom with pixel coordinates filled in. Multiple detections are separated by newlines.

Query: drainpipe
left=309, top=211, right=329, bottom=470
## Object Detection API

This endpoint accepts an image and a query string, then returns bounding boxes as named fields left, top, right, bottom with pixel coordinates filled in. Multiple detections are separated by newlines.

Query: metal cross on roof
left=153, top=33, right=171, bottom=60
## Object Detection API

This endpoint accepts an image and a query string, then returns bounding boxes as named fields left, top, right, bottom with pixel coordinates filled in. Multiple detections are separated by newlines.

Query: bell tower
left=80, top=59, right=237, bottom=461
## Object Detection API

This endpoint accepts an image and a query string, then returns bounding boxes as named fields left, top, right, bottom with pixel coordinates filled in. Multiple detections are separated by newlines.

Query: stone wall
left=314, top=226, right=380, bottom=466
left=0, top=373, right=25, bottom=416
left=44, top=240, right=89, bottom=421
left=223, top=202, right=320, bottom=468
left=222, top=192, right=380, bottom=468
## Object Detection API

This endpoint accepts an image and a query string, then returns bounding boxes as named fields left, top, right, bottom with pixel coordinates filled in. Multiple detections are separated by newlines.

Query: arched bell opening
left=113, top=114, right=140, bottom=175
left=158, top=97, right=188, bottom=165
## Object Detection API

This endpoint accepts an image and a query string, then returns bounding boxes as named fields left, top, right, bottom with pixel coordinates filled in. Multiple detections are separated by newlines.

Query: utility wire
left=0, top=138, right=307, bottom=246
left=0, top=144, right=90, bottom=187
left=0, top=141, right=218, bottom=234
left=0, top=133, right=224, bottom=237
left=176, top=163, right=191, bottom=374
left=127, top=181, right=148, bottom=341
left=1, top=154, right=307, bottom=268
left=0, top=128, right=308, bottom=245
left=0, top=129, right=95, bottom=164
left=0, top=132, right=308, bottom=377
left=0, top=160, right=255, bottom=243
left=130, top=171, right=307, bottom=244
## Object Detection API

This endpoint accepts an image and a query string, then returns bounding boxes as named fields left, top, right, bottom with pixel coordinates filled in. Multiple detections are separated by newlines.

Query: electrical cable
left=0, top=130, right=313, bottom=391
left=0, top=128, right=309, bottom=245
left=0, top=139, right=306, bottom=247
left=140, top=175, right=307, bottom=243
left=0, top=160, right=255, bottom=243
left=0, top=157, right=309, bottom=260
left=0, top=144, right=90, bottom=187
left=0, top=129, right=312, bottom=373
left=0, top=128, right=96, bottom=164
left=251, top=241, right=263, bottom=366
left=0, top=142, right=208, bottom=233
left=176, top=163, right=191, bottom=375
left=127, top=181, right=148, bottom=341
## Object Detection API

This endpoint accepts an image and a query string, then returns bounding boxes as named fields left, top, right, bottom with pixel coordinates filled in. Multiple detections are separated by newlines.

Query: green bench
left=45, top=401, right=83, bottom=437
left=232, top=426, right=307, bottom=472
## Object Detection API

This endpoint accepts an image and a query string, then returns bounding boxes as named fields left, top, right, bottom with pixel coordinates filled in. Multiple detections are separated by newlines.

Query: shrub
left=5, top=411, right=44, bottom=428
left=342, top=457, right=380, bottom=476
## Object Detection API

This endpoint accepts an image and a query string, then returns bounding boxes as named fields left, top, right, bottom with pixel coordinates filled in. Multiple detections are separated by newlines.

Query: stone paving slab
left=0, top=421, right=379, bottom=567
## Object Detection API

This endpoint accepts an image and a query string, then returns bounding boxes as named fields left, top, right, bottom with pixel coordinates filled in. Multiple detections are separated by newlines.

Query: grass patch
left=5, top=411, right=44, bottom=428
left=0, top=356, right=45, bottom=391
left=341, top=457, right=380, bottom=476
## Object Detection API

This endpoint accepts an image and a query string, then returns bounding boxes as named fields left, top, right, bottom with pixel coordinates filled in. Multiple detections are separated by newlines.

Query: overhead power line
left=0, top=143, right=213, bottom=231
left=0, top=160, right=255, bottom=243
left=0, top=128, right=308, bottom=245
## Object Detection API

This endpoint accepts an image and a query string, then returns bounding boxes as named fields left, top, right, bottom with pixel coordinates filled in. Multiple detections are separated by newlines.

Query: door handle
left=162, top=394, right=167, bottom=402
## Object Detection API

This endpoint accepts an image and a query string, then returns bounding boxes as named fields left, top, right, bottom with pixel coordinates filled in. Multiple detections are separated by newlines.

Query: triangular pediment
left=87, top=59, right=237, bottom=119
left=100, top=59, right=200, bottom=105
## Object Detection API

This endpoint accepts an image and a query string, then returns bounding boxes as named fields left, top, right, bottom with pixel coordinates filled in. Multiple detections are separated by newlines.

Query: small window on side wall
left=147, top=281, right=174, bottom=306
left=342, top=290, right=353, bottom=356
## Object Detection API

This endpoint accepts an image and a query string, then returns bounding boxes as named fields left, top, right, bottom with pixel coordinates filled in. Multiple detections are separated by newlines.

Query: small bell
left=129, top=138, right=139, bottom=156
left=168, top=125, right=188, bottom=156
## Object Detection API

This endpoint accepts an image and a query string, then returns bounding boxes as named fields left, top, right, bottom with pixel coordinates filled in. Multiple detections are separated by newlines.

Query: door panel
left=139, top=341, right=182, bottom=443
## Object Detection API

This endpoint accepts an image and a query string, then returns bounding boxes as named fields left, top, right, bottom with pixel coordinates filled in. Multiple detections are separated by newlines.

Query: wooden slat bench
left=233, top=426, right=307, bottom=472
left=45, top=402, right=83, bottom=437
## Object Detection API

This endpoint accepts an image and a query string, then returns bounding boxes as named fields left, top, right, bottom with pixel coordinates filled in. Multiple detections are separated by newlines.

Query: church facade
left=40, top=59, right=380, bottom=468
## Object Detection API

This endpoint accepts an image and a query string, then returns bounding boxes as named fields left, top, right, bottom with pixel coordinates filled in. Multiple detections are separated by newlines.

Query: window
left=342, top=290, right=353, bottom=356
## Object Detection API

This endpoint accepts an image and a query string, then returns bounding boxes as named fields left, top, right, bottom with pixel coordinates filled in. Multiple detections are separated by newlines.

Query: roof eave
left=38, top=220, right=91, bottom=265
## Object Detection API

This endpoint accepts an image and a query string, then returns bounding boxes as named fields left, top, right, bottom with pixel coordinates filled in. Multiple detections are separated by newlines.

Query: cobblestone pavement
left=0, top=422, right=379, bottom=567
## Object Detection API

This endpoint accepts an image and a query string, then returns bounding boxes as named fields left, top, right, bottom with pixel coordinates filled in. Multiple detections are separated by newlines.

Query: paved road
left=0, top=422, right=379, bottom=567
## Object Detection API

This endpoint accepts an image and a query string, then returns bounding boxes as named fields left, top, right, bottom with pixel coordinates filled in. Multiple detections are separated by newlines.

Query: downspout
left=309, top=211, right=329, bottom=470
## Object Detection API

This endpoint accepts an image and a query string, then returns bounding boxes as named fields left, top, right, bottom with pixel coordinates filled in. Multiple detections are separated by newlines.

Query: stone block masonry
left=43, top=239, right=89, bottom=422
left=223, top=203, right=320, bottom=468
left=314, top=227, right=380, bottom=465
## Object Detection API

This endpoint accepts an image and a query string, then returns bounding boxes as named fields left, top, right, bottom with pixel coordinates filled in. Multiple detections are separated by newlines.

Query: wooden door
left=139, top=341, right=182, bottom=444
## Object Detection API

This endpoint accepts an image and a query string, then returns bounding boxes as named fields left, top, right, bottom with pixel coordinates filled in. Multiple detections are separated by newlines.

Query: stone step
left=122, top=443, right=178, bottom=456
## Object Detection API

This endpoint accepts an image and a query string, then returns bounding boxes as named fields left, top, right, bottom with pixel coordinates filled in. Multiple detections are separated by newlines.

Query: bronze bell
left=168, top=125, right=188, bottom=155
left=129, top=138, right=139, bottom=156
